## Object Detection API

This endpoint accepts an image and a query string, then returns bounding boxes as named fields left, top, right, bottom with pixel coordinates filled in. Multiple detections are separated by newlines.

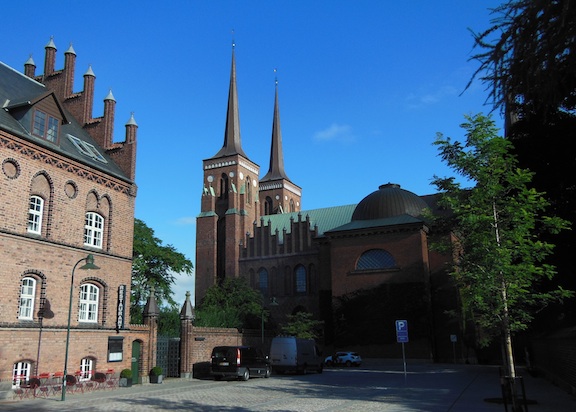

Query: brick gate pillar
left=143, top=287, right=160, bottom=383
left=179, top=291, right=195, bottom=378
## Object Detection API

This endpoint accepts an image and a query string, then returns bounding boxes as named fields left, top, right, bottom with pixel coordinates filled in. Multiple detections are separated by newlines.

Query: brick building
left=195, top=49, right=463, bottom=361
left=0, top=39, right=154, bottom=395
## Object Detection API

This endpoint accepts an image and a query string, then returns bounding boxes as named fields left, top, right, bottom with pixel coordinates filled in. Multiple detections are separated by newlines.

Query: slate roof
left=0, top=61, right=131, bottom=182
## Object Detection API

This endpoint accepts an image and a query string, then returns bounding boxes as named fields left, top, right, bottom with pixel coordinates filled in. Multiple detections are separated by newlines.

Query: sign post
left=450, top=334, right=458, bottom=364
left=395, top=320, right=409, bottom=381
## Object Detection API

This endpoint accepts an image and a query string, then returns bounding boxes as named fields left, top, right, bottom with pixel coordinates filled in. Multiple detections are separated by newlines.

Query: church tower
left=195, top=46, right=261, bottom=304
left=259, top=78, right=302, bottom=215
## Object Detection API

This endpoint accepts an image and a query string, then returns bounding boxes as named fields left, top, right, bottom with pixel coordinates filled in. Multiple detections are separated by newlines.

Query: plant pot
left=149, top=374, right=163, bottom=384
left=119, top=377, right=132, bottom=387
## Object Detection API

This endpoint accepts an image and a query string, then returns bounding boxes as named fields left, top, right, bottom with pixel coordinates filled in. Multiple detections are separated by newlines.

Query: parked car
left=270, top=336, right=323, bottom=374
left=324, top=351, right=362, bottom=367
left=211, top=346, right=271, bottom=381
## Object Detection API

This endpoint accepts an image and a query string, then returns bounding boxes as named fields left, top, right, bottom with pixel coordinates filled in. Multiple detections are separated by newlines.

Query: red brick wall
left=329, top=228, right=429, bottom=297
left=0, top=132, right=135, bottom=257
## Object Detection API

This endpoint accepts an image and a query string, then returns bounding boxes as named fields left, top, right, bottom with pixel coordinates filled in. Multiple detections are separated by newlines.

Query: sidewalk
left=0, top=362, right=574, bottom=411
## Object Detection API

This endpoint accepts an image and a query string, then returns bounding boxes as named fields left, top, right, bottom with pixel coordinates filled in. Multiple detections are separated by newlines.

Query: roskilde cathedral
left=195, top=48, right=464, bottom=361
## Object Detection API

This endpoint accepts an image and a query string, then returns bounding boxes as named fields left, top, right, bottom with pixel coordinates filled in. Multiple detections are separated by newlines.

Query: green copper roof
left=261, top=204, right=356, bottom=242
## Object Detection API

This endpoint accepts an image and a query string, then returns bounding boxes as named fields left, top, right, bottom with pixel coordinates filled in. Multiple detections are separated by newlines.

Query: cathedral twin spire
left=212, top=47, right=247, bottom=159
left=211, top=47, right=290, bottom=184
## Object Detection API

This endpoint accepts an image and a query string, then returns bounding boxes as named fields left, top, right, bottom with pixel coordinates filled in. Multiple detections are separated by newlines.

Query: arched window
left=246, top=177, right=252, bottom=204
left=27, top=196, right=43, bottom=234
left=258, top=268, right=269, bottom=297
left=84, top=212, right=104, bottom=248
left=289, top=199, right=295, bottom=212
left=295, top=265, right=307, bottom=294
left=264, top=196, right=273, bottom=215
left=79, top=283, right=99, bottom=323
left=219, top=173, right=229, bottom=199
left=356, top=249, right=396, bottom=270
left=79, top=357, right=94, bottom=381
left=19, top=277, right=36, bottom=320
left=12, top=361, right=31, bottom=388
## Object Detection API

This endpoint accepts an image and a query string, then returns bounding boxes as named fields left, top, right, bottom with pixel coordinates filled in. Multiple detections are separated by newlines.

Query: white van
left=270, top=336, right=323, bottom=374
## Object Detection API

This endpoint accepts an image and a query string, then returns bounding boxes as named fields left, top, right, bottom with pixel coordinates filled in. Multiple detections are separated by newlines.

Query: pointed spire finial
left=274, top=68, right=278, bottom=86
left=231, top=28, right=235, bottom=49
left=46, top=36, right=56, bottom=49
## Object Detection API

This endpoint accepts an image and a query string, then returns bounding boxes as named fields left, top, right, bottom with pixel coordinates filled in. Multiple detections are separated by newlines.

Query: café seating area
left=12, top=369, right=117, bottom=400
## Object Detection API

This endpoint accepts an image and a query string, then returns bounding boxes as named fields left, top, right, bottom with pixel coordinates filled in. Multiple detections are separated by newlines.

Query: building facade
left=0, top=39, right=152, bottom=396
left=195, top=49, right=463, bottom=361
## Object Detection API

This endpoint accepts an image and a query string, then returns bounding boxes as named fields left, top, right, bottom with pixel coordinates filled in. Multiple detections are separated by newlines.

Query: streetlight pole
left=61, top=254, right=99, bottom=401
left=261, top=297, right=279, bottom=344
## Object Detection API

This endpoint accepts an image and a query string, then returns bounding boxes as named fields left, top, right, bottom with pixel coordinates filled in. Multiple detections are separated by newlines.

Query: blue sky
left=3, top=1, right=504, bottom=306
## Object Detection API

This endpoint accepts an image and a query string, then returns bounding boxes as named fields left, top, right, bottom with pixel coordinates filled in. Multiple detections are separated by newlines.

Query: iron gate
left=156, top=337, right=180, bottom=377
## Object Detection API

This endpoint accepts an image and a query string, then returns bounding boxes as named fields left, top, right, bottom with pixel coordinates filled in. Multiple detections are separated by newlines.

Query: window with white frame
left=19, top=277, right=36, bottom=320
left=84, top=212, right=104, bottom=248
left=79, top=357, right=94, bottom=381
left=67, top=134, right=108, bottom=163
left=27, top=196, right=43, bottom=234
left=12, top=361, right=31, bottom=388
left=79, top=283, right=99, bottom=323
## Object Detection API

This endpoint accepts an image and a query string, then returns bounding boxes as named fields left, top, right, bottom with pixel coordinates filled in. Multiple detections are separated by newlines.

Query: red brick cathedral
left=195, top=48, right=464, bottom=361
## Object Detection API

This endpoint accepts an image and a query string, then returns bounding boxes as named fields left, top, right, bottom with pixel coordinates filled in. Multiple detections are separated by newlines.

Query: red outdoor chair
left=51, top=372, right=64, bottom=396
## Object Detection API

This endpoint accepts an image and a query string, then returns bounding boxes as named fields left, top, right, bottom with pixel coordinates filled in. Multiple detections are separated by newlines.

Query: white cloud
left=313, top=123, right=355, bottom=143
left=172, top=269, right=195, bottom=307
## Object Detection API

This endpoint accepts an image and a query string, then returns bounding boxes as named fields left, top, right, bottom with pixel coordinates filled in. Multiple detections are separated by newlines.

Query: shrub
left=149, top=366, right=163, bottom=376
left=120, top=369, right=132, bottom=379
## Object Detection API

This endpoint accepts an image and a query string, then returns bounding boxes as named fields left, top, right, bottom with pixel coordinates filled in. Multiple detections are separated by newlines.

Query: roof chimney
left=44, top=37, right=56, bottom=76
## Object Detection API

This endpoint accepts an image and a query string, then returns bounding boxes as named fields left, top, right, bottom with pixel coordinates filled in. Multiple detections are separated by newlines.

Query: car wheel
left=214, top=375, right=222, bottom=381
left=240, top=369, right=250, bottom=381
left=345, top=360, right=351, bottom=367
left=264, top=366, right=271, bottom=378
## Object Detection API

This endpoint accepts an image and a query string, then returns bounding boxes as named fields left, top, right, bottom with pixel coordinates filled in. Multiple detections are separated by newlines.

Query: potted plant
left=149, top=366, right=163, bottom=384
left=119, top=368, right=133, bottom=387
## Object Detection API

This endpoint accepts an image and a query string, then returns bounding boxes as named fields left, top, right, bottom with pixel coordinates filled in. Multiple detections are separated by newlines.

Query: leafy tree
left=131, top=218, right=193, bottom=323
left=158, top=306, right=181, bottom=337
left=280, top=311, right=323, bottom=340
left=431, top=114, right=571, bottom=384
left=194, top=277, right=263, bottom=329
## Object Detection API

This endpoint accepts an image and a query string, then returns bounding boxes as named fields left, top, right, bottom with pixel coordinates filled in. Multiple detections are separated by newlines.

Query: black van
left=210, top=346, right=271, bottom=381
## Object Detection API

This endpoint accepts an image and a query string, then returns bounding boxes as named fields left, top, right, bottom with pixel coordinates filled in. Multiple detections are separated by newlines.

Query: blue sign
left=396, top=320, right=408, bottom=332
left=396, top=320, right=409, bottom=343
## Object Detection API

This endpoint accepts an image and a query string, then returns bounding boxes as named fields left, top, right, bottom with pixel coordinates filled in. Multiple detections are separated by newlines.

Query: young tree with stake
left=431, top=113, right=571, bottom=409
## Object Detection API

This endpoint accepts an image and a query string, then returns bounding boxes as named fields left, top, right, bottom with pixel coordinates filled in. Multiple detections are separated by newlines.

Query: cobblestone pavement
left=1, top=361, right=574, bottom=411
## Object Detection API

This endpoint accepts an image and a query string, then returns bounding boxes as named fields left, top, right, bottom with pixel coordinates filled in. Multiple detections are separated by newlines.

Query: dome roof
left=351, top=183, right=427, bottom=221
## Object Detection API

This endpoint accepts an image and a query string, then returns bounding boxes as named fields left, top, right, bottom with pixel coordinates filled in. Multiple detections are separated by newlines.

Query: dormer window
left=32, top=109, right=59, bottom=142
left=67, top=134, right=108, bottom=163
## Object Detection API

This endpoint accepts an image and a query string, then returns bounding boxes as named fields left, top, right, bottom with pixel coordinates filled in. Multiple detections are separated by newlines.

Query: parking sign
left=396, top=320, right=408, bottom=332
left=396, top=320, right=409, bottom=343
